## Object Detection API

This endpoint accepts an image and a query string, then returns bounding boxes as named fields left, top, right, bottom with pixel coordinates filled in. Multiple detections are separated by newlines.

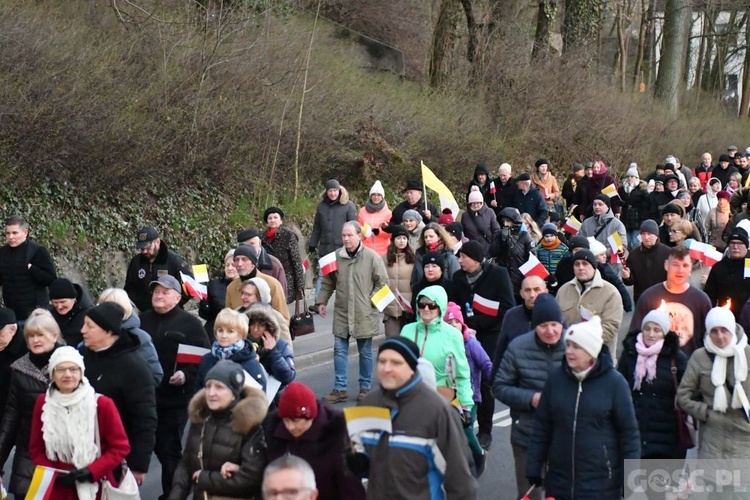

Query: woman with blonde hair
left=0, top=309, right=63, bottom=497
left=521, top=213, right=543, bottom=244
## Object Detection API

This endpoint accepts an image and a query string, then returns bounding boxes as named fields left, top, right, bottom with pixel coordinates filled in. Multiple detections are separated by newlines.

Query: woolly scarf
left=633, top=334, right=664, bottom=390
left=265, top=228, right=277, bottom=244
left=211, top=339, right=245, bottom=360
left=540, top=237, right=561, bottom=250
left=704, top=332, right=750, bottom=413
left=41, top=379, right=99, bottom=500
left=365, top=199, right=386, bottom=213
left=426, top=241, right=440, bottom=252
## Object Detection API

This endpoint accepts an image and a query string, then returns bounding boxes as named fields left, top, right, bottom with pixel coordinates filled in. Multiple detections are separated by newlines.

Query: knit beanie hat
left=234, top=243, right=258, bottom=264
left=49, top=278, right=77, bottom=300
left=573, top=163, right=584, bottom=173
left=474, top=163, right=489, bottom=175
left=542, top=223, right=557, bottom=236
left=564, top=315, right=604, bottom=359
left=572, top=249, right=597, bottom=268
left=277, top=382, right=318, bottom=420
left=263, top=206, right=285, bottom=221
left=639, top=219, right=660, bottom=236
left=422, top=251, right=445, bottom=271
left=705, top=306, right=736, bottom=335
left=324, top=179, right=340, bottom=190
left=444, top=222, right=463, bottom=240
left=443, top=301, right=465, bottom=327
left=48, top=346, right=86, bottom=377
left=718, top=190, right=732, bottom=201
left=0, top=308, right=15, bottom=328
left=468, top=189, right=484, bottom=204
left=390, top=225, right=409, bottom=240
left=625, top=164, right=639, bottom=178
left=379, top=337, right=420, bottom=372
left=531, top=293, right=563, bottom=327
left=729, top=227, right=750, bottom=247
left=642, top=309, right=671, bottom=335
left=516, top=172, right=531, bottom=182
left=662, top=203, right=684, bottom=217
left=369, top=180, right=385, bottom=196
left=86, top=303, right=124, bottom=335
left=205, top=360, right=245, bottom=399
left=594, top=194, right=612, bottom=210
left=720, top=154, right=733, bottom=163
left=437, top=209, right=455, bottom=225
left=459, top=241, right=484, bottom=263
left=402, top=210, right=423, bottom=223
left=569, top=235, right=590, bottom=251
left=587, top=238, right=607, bottom=257
left=535, top=158, right=549, bottom=169
left=237, top=228, right=259, bottom=243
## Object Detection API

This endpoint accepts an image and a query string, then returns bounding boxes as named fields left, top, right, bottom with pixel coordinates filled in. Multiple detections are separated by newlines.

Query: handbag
left=290, top=292, right=315, bottom=339
left=93, top=397, right=141, bottom=499
left=670, top=357, right=697, bottom=450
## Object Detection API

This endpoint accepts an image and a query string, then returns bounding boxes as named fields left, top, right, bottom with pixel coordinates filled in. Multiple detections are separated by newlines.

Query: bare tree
left=654, top=0, right=691, bottom=114
left=532, top=0, right=558, bottom=60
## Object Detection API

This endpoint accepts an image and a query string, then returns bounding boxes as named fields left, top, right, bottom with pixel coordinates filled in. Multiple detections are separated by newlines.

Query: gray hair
left=342, top=221, right=362, bottom=235
left=263, top=455, right=316, bottom=492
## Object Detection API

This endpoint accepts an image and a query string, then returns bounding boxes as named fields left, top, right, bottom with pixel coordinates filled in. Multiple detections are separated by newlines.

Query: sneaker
left=357, top=388, right=369, bottom=402
left=308, top=304, right=320, bottom=315
left=477, top=432, right=492, bottom=451
left=474, top=449, right=487, bottom=478
left=323, top=389, right=348, bottom=404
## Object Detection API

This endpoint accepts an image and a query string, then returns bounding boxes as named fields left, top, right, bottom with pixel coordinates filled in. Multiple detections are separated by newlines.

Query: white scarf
left=704, top=332, right=750, bottom=414
left=41, top=378, right=100, bottom=500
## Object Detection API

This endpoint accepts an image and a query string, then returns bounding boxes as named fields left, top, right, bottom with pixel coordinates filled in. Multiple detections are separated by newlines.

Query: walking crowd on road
left=3, top=147, right=750, bottom=498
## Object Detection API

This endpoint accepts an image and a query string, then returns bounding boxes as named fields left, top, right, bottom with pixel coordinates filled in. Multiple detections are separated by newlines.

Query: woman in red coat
left=29, top=346, right=130, bottom=500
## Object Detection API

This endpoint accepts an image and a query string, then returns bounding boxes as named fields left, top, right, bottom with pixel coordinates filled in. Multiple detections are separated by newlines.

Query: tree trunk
left=563, top=0, right=600, bottom=58
left=429, top=0, right=461, bottom=88
left=532, top=0, right=557, bottom=61
left=633, top=0, right=649, bottom=91
left=741, top=11, right=750, bottom=118
left=654, top=0, right=691, bottom=114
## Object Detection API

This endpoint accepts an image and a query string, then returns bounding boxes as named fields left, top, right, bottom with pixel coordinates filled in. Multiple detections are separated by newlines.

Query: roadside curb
left=295, top=333, right=387, bottom=370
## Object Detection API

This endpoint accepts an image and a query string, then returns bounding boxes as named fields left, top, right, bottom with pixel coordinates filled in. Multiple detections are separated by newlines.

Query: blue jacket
left=195, top=342, right=267, bottom=391
left=512, top=187, right=549, bottom=228
left=245, top=304, right=296, bottom=388
left=491, top=305, right=533, bottom=380
left=122, top=314, right=164, bottom=386
left=527, top=348, right=640, bottom=500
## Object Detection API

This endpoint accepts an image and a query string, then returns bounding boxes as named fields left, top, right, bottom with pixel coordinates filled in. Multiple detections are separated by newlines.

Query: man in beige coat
left=556, top=249, right=624, bottom=358
left=315, top=221, right=390, bottom=404
left=225, top=244, right=290, bottom=321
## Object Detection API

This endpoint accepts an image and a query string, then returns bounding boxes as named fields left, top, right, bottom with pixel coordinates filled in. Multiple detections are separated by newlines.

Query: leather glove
left=307, top=246, right=316, bottom=254
left=345, top=452, right=370, bottom=476
left=56, top=468, right=93, bottom=486
left=372, top=228, right=380, bottom=236
left=527, top=475, right=543, bottom=487
left=459, top=408, right=472, bottom=428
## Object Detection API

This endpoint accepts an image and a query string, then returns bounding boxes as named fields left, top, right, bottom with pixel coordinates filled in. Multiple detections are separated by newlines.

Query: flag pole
left=423, top=179, right=428, bottom=215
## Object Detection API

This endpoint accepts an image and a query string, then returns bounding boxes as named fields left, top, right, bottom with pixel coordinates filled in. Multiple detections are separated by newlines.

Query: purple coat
left=465, top=334, right=492, bottom=402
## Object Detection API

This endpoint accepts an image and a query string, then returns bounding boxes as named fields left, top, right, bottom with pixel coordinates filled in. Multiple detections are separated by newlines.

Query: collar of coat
left=188, top=385, right=268, bottom=435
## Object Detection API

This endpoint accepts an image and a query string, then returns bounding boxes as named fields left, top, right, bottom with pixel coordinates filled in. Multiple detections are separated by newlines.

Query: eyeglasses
left=262, top=488, right=312, bottom=499
left=728, top=241, right=746, bottom=247
left=418, top=301, right=439, bottom=311
left=53, top=366, right=81, bottom=375
left=669, top=229, right=682, bottom=235
left=240, top=292, right=257, bottom=298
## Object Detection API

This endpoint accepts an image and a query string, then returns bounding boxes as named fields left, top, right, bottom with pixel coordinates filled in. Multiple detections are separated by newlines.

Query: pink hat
left=443, top=302, right=468, bottom=339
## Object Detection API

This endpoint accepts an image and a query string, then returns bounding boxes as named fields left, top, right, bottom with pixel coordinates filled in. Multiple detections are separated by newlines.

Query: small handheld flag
left=344, top=406, right=392, bottom=437
left=489, top=181, right=496, bottom=194
left=371, top=285, right=396, bottom=312
left=745, top=259, right=750, bottom=279
left=25, top=466, right=63, bottom=500
left=562, top=216, right=581, bottom=234
left=601, top=183, right=618, bottom=198
left=302, top=256, right=310, bottom=272
left=192, top=264, right=209, bottom=283
left=175, top=344, right=210, bottom=364
left=319, top=251, right=338, bottom=276
left=361, top=223, right=373, bottom=239
left=395, top=289, right=414, bottom=314
left=519, top=254, right=549, bottom=279
left=180, top=272, right=208, bottom=300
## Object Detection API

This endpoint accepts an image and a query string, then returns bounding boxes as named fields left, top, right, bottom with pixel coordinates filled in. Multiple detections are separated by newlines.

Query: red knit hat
left=277, top=382, right=318, bottom=420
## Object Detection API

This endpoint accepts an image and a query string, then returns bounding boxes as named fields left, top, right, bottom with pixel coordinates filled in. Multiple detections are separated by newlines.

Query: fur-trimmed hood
left=318, top=185, right=350, bottom=204
left=244, top=302, right=281, bottom=339
left=188, top=385, right=268, bottom=435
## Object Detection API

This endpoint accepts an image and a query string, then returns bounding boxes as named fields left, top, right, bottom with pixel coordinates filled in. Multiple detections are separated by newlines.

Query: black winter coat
left=617, top=332, right=688, bottom=458
left=140, top=306, right=210, bottom=409
left=493, top=177, right=517, bottom=213
left=703, top=255, right=750, bottom=318
left=124, top=240, right=193, bottom=313
left=198, top=273, right=233, bottom=339
left=49, top=282, right=93, bottom=347
left=0, top=328, right=27, bottom=425
left=489, top=226, right=535, bottom=293
left=512, top=188, right=548, bottom=228
left=169, top=386, right=268, bottom=500
left=82, top=331, right=157, bottom=473
left=0, top=239, right=56, bottom=320
left=390, top=199, right=439, bottom=226
left=411, top=275, right=455, bottom=312
left=461, top=205, right=501, bottom=255
left=527, top=349, right=640, bottom=500
left=622, top=242, right=670, bottom=303
left=0, top=349, right=57, bottom=495
left=266, top=402, right=367, bottom=500
left=262, top=227, right=305, bottom=302
left=452, top=261, right=515, bottom=335
left=619, top=185, right=649, bottom=231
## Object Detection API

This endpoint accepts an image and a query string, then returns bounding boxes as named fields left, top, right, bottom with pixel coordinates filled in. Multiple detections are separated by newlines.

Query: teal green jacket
left=400, top=285, right=474, bottom=409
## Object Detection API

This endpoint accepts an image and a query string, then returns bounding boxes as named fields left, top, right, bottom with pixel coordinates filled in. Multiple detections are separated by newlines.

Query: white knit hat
left=587, top=238, right=607, bottom=257
left=48, top=346, right=85, bottom=376
left=468, top=189, right=484, bottom=204
left=369, top=180, right=385, bottom=196
left=706, top=306, right=736, bottom=335
left=625, top=164, right=639, bottom=179
left=642, top=309, right=670, bottom=335
left=564, top=315, right=604, bottom=359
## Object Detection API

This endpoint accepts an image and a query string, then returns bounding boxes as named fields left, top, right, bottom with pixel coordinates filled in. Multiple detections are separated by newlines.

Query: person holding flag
left=466, top=162, right=494, bottom=205
left=382, top=225, right=416, bottom=337
left=357, top=180, right=392, bottom=256
left=452, top=240, right=515, bottom=451
left=389, top=179, right=439, bottom=225
left=315, top=222, right=390, bottom=404
left=580, top=158, right=620, bottom=218
left=579, top=194, right=628, bottom=273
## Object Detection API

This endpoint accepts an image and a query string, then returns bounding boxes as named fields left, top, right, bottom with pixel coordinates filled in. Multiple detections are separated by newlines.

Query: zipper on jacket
left=603, top=445, right=612, bottom=480
left=571, top=380, right=583, bottom=500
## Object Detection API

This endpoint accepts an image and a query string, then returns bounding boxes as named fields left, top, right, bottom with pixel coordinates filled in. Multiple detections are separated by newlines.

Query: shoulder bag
left=290, top=292, right=315, bottom=339
left=94, top=396, right=141, bottom=500
left=670, top=357, right=696, bottom=450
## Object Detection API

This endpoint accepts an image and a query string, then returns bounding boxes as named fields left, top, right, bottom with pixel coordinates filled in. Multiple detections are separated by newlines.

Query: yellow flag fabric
left=421, top=161, right=460, bottom=216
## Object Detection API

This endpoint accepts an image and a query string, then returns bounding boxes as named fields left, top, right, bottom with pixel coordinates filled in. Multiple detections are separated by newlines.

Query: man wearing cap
left=452, top=240, right=515, bottom=450
left=389, top=179, right=440, bottom=226
left=712, top=154, right=739, bottom=189
left=512, top=173, right=548, bottom=228
left=238, top=229, right=288, bottom=297
left=124, top=226, right=193, bottom=313
left=494, top=294, right=566, bottom=500
left=80, top=302, right=157, bottom=486
left=139, top=275, right=210, bottom=498
left=557, top=249, right=624, bottom=358
left=0, top=215, right=57, bottom=323
left=443, top=222, right=465, bottom=255
left=462, top=188, right=501, bottom=255
left=308, top=179, right=357, bottom=307
left=225, top=244, right=290, bottom=320
left=316, top=221, right=389, bottom=404
left=578, top=194, right=628, bottom=273
left=492, top=162, right=517, bottom=213
left=729, top=144, right=739, bottom=158
left=621, top=219, right=670, bottom=303
left=350, top=337, right=476, bottom=499
left=48, top=277, right=94, bottom=347
left=629, top=246, right=712, bottom=355
left=704, top=227, right=750, bottom=320
left=0, top=308, right=24, bottom=425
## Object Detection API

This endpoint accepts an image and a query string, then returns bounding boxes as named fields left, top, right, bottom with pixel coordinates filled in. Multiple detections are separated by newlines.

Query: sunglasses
left=418, top=301, right=439, bottom=311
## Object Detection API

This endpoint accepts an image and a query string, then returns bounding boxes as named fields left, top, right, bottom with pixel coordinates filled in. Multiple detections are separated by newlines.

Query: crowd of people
left=1, top=147, right=750, bottom=498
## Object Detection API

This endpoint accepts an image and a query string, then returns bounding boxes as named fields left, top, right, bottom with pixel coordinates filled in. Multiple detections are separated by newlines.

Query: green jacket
left=400, top=285, right=474, bottom=409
